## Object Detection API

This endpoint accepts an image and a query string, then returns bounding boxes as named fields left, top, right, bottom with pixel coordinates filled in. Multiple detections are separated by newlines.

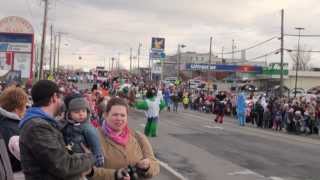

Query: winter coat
left=91, top=129, right=160, bottom=180
left=19, top=107, right=95, bottom=180
left=0, top=107, right=21, bottom=172
left=60, top=120, right=104, bottom=167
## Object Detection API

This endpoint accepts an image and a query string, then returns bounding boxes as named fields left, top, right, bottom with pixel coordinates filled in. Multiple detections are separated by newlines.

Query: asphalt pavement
left=129, top=108, right=320, bottom=180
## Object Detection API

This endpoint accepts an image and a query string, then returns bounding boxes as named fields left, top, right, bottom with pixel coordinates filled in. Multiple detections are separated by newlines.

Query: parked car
left=289, top=88, right=305, bottom=98
left=188, top=80, right=203, bottom=89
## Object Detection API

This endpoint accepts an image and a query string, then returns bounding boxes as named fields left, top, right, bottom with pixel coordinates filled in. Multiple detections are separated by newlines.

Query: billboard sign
left=0, top=16, right=34, bottom=79
left=261, top=63, right=288, bottom=78
left=151, top=37, right=165, bottom=52
left=185, top=63, right=263, bottom=73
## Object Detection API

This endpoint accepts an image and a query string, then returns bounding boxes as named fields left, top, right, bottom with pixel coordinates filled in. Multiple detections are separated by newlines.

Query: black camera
left=127, top=165, right=139, bottom=180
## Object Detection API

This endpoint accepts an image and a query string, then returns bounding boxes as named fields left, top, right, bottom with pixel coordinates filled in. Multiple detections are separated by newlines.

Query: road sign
left=150, top=51, right=166, bottom=60
left=151, top=37, right=165, bottom=52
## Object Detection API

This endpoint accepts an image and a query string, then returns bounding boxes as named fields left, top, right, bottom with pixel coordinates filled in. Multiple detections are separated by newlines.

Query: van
left=164, top=77, right=178, bottom=84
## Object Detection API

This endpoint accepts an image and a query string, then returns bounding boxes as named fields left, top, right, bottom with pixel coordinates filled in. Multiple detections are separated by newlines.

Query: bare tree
left=288, top=44, right=312, bottom=71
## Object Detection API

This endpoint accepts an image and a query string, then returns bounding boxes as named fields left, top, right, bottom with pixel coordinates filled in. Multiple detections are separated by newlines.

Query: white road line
left=228, top=170, right=286, bottom=180
left=139, top=123, right=145, bottom=127
left=203, top=125, right=224, bottom=130
left=228, top=169, right=263, bottom=177
left=158, top=160, right=188, bottom=180
left=136, top=130, right=188, bottom=180
left=269, top=177, right=285, bottom=180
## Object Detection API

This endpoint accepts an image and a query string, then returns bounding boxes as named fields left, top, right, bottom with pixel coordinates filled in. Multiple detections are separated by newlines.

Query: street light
left=177, top=44, right=186, bottom=79
left=294, top=27, right=305, bottom=98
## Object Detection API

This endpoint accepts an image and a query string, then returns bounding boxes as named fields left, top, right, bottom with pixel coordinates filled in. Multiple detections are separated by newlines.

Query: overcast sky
left=1, top=0, right=320, bottom=70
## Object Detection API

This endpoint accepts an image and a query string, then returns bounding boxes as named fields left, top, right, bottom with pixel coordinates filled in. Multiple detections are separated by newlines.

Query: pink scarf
left=103, top=121, right=130, bottom=146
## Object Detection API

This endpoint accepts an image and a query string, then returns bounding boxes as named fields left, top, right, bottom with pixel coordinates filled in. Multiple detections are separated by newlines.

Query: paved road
left=128, top=108, right=320, bottom=180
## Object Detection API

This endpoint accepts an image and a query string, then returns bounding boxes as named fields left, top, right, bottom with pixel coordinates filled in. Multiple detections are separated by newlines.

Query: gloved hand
left=115, top=168, right=130, bottom=180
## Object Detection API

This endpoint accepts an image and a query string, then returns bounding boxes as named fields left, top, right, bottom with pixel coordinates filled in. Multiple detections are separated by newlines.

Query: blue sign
left=0, top=44, right=8, bottom=51
left=185, top=63, right=263, bottom=73
left=0, top=33, right=33, bottom=43
left=150, top=51, right=166, bottom=60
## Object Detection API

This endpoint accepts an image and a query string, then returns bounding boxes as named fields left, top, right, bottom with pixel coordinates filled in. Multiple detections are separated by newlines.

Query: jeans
left=238, top=113, right=246, bottom=126
left=81, top=122, right=104, bottom=167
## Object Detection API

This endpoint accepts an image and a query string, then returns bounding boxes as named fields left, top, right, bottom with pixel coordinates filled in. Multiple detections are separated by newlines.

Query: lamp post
left=177, top=44, right=186, bottom=80
left=294, top=27, right=304, bottom=98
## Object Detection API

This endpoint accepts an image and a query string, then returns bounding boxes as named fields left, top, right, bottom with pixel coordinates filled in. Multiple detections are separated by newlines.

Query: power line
left=222, top=36, right=279, bottom=55
left=246, top=49, right=280, bottom=61
left=284, top=49, right=320, bottom=53
left=284, top=34, right=320, bottom=37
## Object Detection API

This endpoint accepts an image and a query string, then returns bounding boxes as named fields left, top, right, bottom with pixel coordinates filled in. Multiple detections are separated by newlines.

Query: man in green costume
left=135, top=88, right=165, bottom=137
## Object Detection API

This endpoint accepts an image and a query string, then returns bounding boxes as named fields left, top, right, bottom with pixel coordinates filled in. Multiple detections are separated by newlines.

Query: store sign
left=262, top=63, right=288, bottom=76
left=0, top=16, right=34, bottom=79
left=0, top=42, right=31, bottom=52
left=185, top=63, right=262, bottom=73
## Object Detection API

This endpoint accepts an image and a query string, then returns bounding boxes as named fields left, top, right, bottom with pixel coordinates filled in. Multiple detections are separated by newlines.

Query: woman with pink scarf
left=88, top=97, right=160, bottom=180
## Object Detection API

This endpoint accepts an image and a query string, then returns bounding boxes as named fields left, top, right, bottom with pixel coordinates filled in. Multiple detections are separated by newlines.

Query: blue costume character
left=236, top=92, right=247, bottom=126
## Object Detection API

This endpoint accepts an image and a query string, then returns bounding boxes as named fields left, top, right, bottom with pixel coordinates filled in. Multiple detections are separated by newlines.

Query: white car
left=289, top=88, right=305, bottom=98
left=188, top=80, right=202, bottom=89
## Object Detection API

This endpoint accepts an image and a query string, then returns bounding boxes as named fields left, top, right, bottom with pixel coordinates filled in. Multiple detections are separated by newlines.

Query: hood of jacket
left=0, top=107, right=20, bottom=121
left=19, top=107, right=57, bottom=128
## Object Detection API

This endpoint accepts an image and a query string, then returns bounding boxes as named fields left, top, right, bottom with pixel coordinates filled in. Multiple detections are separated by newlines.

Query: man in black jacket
left=19, top=80, right=95, bottom=180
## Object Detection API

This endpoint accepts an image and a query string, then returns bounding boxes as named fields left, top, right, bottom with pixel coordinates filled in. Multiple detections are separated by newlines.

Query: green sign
left=262, top=63, right=288, bottom=76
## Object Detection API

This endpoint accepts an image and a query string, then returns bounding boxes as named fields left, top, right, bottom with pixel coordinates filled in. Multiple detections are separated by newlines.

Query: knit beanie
left=64, top=93, right=90, bottom=113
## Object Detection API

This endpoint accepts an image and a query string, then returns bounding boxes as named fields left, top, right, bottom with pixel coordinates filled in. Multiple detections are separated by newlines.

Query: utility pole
left=57, top=32, right=61, bottom=72
left=137, top=43, right=142, bottom=73
left=130, top=48, right=132, bottom=72
left=118, top=53, right=120, bottom=71
left=39, top=0, right=49, bottom=80
left=279, top=9, right=285, bottom=97
left=294, top=27, right=305, bottom=98
left=53, top=34, right=57, bottom=73
left=55, top=32, right=67, bottom=73
left=177, top=45, right=180, bottom=79
left=221, top=46, right=224, bottom=63
left=209, top=36, right=213, bottom=65
left=49, top=24, right=53, bottom=75
left=232, top=39, right=235, bottom=62
left=111, top=57, right=115, bottom=71
left=208, top=37, right=213, bottom=81
left=148, top=49, right=152, bottom=80
left=35, top=43, right=40, bottom=80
